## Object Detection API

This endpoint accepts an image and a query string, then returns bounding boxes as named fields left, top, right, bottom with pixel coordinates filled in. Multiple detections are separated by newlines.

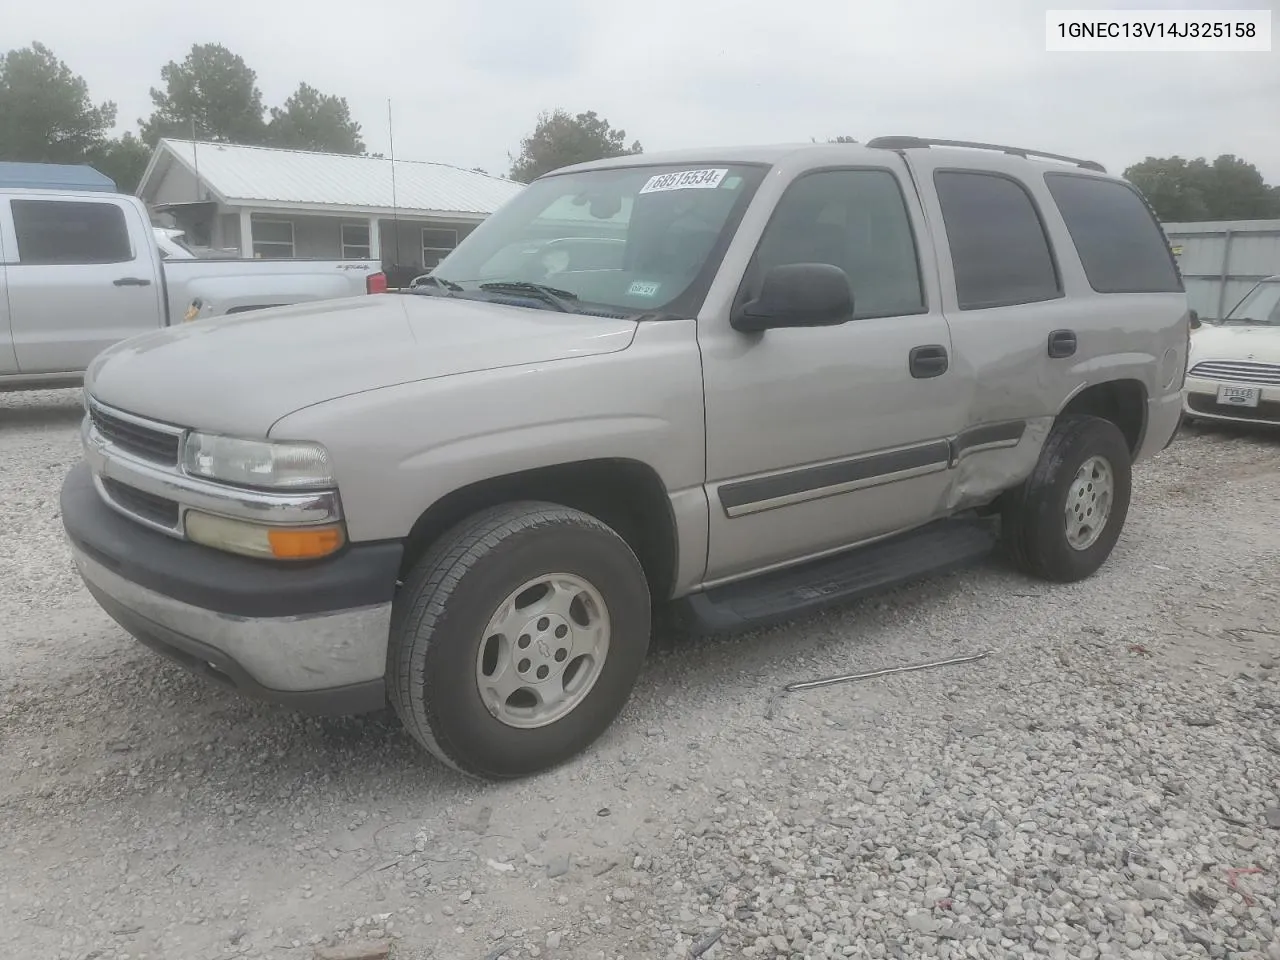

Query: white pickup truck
left=0, top=187, right=387, bottom=392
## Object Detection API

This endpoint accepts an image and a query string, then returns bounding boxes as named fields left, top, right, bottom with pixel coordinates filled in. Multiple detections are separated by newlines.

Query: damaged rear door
left=902, top=151, right=1078, bottom=510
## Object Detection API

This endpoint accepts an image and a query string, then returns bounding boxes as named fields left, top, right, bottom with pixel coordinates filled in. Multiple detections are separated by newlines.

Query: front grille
left=100, top=477, right=181, bottom=528
left=1189, top=360, right=1280, bottom=386
left=1187, top=393, right=1280, bottom=423
left=89, top=406, right=181, bottom=464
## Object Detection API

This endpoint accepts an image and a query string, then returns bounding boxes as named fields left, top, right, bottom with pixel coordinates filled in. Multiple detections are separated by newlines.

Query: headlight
left=182, top=433, right=335, bottom=489
left=185, top=511, right=346, bottom=560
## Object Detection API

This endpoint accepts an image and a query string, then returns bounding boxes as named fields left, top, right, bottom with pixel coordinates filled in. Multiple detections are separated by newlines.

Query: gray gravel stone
left=5, top=399, right=1280, bottom=960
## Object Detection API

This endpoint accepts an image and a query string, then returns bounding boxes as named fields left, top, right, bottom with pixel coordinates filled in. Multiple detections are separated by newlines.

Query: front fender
left=267, top=319, right=707, bottom=552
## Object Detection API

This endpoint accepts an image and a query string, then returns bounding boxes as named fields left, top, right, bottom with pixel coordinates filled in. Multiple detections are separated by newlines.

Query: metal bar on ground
left=784, top=650, right=994, bottom=693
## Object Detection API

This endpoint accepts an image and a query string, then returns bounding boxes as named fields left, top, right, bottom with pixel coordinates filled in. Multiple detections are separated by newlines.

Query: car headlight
left=182, top=433, right=335, bottom=490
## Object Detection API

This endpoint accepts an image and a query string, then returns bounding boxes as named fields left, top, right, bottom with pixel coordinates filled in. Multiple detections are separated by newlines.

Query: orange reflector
left=267, top=525, right=346, bottom=559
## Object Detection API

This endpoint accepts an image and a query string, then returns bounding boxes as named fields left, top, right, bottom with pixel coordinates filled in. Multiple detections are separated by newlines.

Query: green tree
left=1198, top=155, right=1278, bottom=220
left=267, top=82, right=364, bottom=154
left=90, top=132, right=153, bottom=194
left=0, top=42, right=116, bottom=163
left=140, top=43, right=266, bottom=146
left=509, top=109, right=641, bottom=183
left=1124, top=154, right=1279, bottom=221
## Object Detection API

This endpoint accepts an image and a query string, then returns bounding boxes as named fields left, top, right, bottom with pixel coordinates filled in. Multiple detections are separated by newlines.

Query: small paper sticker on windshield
left=628, top=280, right=661, bottom=298
left=639, top=169, right=728, bottom=194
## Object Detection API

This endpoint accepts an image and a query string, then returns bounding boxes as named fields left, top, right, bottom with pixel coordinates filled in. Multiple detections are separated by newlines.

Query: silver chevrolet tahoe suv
left=61, top=137, right=1190, bottom=780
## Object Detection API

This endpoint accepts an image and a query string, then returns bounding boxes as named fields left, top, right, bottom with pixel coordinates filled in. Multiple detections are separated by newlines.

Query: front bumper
left=1183, top=376, right=1280, bottom=427
left=61, top=461, right=403, bottom=715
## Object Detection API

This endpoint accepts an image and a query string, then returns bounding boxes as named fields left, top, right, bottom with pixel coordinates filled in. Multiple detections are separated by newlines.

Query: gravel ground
left=1, top=388, right=1278, bottom=960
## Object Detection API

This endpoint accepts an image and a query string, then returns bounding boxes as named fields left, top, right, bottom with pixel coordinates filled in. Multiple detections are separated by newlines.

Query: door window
left=933, top=171, right=1061, bottom=310
left=11, top=200, right=133, bottom=265
left=749, top=169, right=925, bottom=318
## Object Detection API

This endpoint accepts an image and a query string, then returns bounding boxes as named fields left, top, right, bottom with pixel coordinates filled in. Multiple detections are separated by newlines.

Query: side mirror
left=1188, top=309, right=1201, bottom=329
left=733, top=263, right=854, bottom=333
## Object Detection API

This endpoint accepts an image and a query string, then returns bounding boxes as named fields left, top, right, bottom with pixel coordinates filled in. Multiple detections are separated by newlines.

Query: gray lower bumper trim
left=73, top=546, right=391, bottom=694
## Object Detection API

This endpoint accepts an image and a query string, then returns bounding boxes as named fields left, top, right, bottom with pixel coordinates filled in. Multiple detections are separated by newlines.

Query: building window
left=933, top=171, right=1061, bottom=310
left=11, top=199, right=133, bottom=265
left=252, top=218, right=295, bottom=258
left=341, top=223, right=371, bottom=260
left=1044, top=174, right=1183, bottom=294
left=422, top=227, right=458, bottom=269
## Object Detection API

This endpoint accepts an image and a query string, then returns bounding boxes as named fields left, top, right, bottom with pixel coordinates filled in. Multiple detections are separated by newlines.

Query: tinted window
left=11, top=200, right=132, bottom=265
left=934, top=171, right=1060, bottom=310
left=751, top=169, right=925, bottom=318
left=1045, top=174, right=1183, bottom=294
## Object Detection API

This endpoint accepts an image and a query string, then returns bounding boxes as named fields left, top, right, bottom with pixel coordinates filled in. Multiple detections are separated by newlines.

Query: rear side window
left=11, top=199, right=133, bottom=265
left=934, top=171, right=1061, bottom=310
left=1045, top=174, right=1183, bottom=294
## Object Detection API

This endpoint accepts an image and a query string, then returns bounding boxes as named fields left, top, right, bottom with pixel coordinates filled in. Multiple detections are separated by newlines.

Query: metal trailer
left=1163, top=219, right=1280, bottom=320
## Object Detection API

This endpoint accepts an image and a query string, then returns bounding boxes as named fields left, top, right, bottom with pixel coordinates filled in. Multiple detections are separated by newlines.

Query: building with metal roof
left=137, top=139, right=525, bottom=280
left=0, top=161, right=117, bottom=192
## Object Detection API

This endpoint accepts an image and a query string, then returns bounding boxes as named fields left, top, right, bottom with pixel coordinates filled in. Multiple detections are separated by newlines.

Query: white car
left=1184, top=276, right=1280, bottom=427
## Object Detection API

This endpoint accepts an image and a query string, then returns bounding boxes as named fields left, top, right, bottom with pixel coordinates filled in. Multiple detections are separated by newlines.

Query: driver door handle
left=113, top=276, right=152, bottom=287
left=909, top=344, right=949, bottom=379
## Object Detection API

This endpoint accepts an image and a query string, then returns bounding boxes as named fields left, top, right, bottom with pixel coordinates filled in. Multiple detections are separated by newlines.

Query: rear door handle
left=909, top=344, right=949, bottom=379
left=113, top=277, right=152, bottom=287
left=1048, top=329, right=1077, bottom=359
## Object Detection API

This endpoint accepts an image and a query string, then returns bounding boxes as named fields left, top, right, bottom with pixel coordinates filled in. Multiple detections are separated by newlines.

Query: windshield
left=1223, top=280, right=1280, bottom=326
left=426, top=163, right=766, bottom=316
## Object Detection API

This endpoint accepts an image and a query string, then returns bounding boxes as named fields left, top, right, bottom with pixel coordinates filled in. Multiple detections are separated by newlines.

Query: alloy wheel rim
left=474, top=573, right=611, bottom=729
left=1065, top=455, right=1114, bottom=551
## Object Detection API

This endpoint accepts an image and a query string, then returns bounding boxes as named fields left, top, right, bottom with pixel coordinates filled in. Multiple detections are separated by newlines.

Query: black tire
left=1002, top=416, right=1132, bottom=583
left=388, top=501, right=651, bottom=779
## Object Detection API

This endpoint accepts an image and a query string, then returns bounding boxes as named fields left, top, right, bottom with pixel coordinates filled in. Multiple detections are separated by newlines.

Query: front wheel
left=388, top=502, right=651, bottom=779
left=1002, top=416, right=1133, bottom=583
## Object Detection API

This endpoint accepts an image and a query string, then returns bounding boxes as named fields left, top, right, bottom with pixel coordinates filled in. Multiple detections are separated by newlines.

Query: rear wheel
left=388, top=502, right=651, bottom=779
left=1002, top=416, right=1132, bottom=583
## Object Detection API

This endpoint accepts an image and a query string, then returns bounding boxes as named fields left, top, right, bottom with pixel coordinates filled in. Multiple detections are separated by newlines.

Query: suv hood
left=86, top=294, right=638, bottom=436
left=1190, top=323, right=1280, bottom=365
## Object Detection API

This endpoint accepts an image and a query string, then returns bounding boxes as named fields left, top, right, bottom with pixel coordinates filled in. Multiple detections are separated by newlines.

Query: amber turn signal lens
left=267, top=525, right=346, bottom=559
left=185, top=510, right=346, bottom=561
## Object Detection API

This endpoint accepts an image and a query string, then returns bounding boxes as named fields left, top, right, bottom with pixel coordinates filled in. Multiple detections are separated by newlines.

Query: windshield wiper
left=479, top=280, right=579, bottom=313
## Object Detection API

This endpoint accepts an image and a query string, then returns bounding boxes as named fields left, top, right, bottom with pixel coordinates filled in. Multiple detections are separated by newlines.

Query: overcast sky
left=3, top=0, right=1277, bottom=181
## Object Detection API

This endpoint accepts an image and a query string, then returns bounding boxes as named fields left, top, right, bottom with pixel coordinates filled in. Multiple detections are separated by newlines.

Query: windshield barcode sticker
left=628, top=280, right=661, bottom=298
left=639, top=169, right=729, bottom=194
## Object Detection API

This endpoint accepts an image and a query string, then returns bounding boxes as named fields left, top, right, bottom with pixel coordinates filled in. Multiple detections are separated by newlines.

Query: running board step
left=677, top=517, right=997, bottom=635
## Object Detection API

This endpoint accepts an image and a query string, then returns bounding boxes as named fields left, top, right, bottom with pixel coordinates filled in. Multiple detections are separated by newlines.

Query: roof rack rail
left=865, top=136, right=1106, bottom=173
